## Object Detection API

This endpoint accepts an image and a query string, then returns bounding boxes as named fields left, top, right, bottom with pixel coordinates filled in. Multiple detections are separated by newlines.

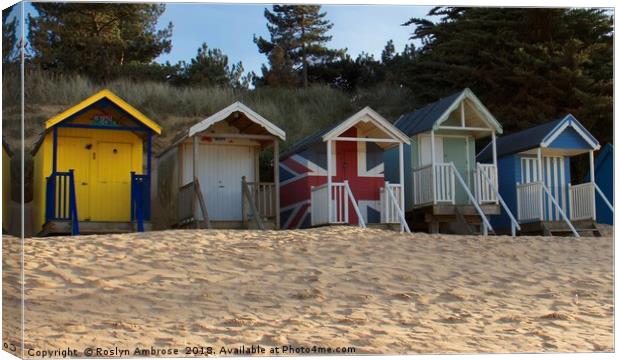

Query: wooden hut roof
left=188, top=102, right=285, bottom=140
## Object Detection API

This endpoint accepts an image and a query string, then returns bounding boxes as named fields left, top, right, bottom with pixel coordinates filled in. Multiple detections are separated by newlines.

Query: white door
left=196, top=144, right=256, bottom=221
left=419, top=134, right=444, bottom=166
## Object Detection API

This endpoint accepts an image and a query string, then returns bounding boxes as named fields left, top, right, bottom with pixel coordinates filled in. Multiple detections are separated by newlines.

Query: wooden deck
left=519, top=220, right=602, bottom=237
left=40, top=220, right=152, bottom=236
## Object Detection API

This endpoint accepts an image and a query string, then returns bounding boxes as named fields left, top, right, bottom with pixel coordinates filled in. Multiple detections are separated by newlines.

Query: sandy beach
left=2, top=227, right=614, bottom=356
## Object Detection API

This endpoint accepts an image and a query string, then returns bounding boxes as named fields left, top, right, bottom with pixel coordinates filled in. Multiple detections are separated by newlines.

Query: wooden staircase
left=407, top=204, right=500, bottom=234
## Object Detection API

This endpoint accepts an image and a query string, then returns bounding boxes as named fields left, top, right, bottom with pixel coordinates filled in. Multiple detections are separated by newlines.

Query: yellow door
left=94, top=141, right=133, bottom=221
left=57, top=137, right=92, bottom=220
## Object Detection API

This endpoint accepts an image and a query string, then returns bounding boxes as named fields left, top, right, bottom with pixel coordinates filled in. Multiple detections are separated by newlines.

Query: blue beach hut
left=478, top=114, right=611, bottom=236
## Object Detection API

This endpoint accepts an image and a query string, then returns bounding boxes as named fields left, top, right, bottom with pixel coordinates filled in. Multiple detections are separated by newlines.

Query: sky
left=13, top=2, right=433, bottom=76
left=151, top=3, right=433, bottom=75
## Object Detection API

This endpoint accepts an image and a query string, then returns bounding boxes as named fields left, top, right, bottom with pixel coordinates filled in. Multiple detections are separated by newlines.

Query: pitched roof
left=477, top=114, right=599, bottom=161
left=394, top=88, right=502, bottom=137
left=280, top=107, right=409, bottom=160
left=394, top=91, right=463, bottom=136
left=44, top=89, right=162, bottom=134
left=188, top=101, right=285, bottom=140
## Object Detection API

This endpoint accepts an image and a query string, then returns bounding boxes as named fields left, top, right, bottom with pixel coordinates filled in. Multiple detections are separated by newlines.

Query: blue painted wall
left=586, top=144, right=613, bottom=224
left=548, top=126, right=593, bottom=150
left=489, top=154, right=518, bottom=231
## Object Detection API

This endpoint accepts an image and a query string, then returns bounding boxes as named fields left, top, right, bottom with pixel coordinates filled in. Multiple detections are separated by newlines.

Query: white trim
left=541, top=115, right=599, bottom=149
left=189, top=101, right=286, bottom=141
left=279, top=171, right=308, bottom=187
left=437, top=126, right=495, bottom=132
left=433, top=88, right=503, bottom=134
left=332, top=136, right=401, bottom=143
left=322, top=106, right=410, bottom=145
left=326, top=140, right=333, bottom=223
left=289, top=154, right=328, bottom=176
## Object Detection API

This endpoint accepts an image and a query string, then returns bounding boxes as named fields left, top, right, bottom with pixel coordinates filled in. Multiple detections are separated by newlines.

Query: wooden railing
left=380, top=182, right=401, bottom=224
left=130, top=172, right=150, bottom=232
left=310, top=181, right=365, bottom=227
left=434, top=163, right=455, bottom=203
left=474, top=163, right=498, bottom=204
left=569, top=182, right=595, bottom=221
left=45, top=170, right=79, bottom=235
left=516, top=181, right=543, bottom=222
left=380, top=182, right=411, bottom=233
left=412, top=164, right=433, bottom=206
left=243, top=181, right=277, bottom=219
left=412, top=163, right=455, bottom=206
left=178, top=178, right=211, bottom=229
left=477, top=166, right=520, bottom=236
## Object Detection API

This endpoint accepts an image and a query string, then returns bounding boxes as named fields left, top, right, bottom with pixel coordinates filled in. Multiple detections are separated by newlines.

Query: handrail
left=193, top=177, right=211, bottom=229
left=448, top=163, right=493, bottom=235
left=343, top=181, right=366, bottom=228
left=242, top=176, right=264, bottom=230
left=68, top=171, right=79, bottom=235
left=478, top=166, right=520, bottom=236
left=385, top=184, right=411, bottom=233
left=541, top=183, right=580, bottom=237
left=311, top=182, right=346, bottom=192
left=45, top=170, right=80, bottom=235
left=130, top=172, right=150, bottom=232
left=594, top=183, right=614, bottom=214
left=517, top=181, right=543, bottom=189
left=412, top=163, right=434, bottom=171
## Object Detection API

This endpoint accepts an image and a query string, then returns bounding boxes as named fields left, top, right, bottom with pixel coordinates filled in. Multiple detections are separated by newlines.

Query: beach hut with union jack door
left=279, top=107, right=411, bottom=231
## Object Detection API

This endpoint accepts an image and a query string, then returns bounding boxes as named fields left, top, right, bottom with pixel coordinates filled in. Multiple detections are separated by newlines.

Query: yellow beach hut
left=2, top=139, right=13, bottom=233
left=31, top=89, right=162, bottom=235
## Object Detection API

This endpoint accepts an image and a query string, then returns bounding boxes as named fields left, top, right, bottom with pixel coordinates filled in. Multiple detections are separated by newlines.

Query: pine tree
left=254, top=5, right=344, bottom=88
left=402, top=7, right=613, bottom=147
left=260, top=45, right=298, bottom=87
left=28, top=3, right=173, bottom=81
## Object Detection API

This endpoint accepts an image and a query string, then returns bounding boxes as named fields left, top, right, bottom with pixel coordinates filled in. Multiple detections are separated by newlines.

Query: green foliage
left=28, top=3, right=173, bottom=81
left=402, top=7, right=613, bottom=148
left=9, top=67, right=412, bottom=155
left=177, top=43, right=251, bottom=88
left=254, top=5, right=345, bottom=87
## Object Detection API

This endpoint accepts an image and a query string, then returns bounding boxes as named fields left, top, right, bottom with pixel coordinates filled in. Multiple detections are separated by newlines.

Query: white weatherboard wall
left=181, top=142, right=257, bottom=221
